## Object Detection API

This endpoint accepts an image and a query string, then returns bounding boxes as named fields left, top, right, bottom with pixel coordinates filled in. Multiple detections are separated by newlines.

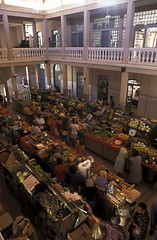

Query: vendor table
left=102, top=144, right=119, bottom=163
left=85, top=135, right=103, bottom=156
left=19, top=135, right=36, bottom=158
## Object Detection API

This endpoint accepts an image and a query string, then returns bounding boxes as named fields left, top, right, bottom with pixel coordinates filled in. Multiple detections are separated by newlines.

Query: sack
left=92, top=222, right=103, bottom=239
left=62, top=131, right=68, bottom=136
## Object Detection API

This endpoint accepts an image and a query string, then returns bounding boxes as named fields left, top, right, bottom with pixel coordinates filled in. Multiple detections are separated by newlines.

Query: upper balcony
left=48, top=47, right=157, bottom=68
left=1, top=47, right=157, bottom=69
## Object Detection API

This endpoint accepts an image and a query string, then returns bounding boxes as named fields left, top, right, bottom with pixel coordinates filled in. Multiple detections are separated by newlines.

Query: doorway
left=40, top=64, right=46, bottom=89
left=54, top=64, right=61, bottom=90
left=98, top=75, right=108, bottom=104
left=77, top=72, right=84, bottom=99
left=145, top=27, right=157, bottom=47
left=126, top=79, right=140, bottom=113
left=134, top=28, right=145, bottom=48
left=102, top=30, right=110, bottom=47
left=52, top=29, right=60, bottom=47
left=71, top=32, right=83, bottom=47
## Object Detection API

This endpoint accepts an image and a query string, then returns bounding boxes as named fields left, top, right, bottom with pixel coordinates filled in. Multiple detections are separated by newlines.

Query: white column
left=43, top=19, right=49, bottom=57
left=61, top=15, right=66, bottom=58
left=2, top=11, right=13, bottom=60
left=1, top=69, right=10, bottom=103
left=83, top=65, right=89, bottom=100
left=45, top=63, right=51, bottom=89
left=32, top=21, right=38, bottom=47
left=83, top=9, right=90, bottom=60
left=118, top=14, right=124, bottom=47
left=123, top=0, right=135, bottom=63
left=11, top=65, right=18, bottom=98
left=35, top=64, right=41, bottom=90
left=63, top=65, right=68, bottom=95
left=119, top=72, right=128, bottom=106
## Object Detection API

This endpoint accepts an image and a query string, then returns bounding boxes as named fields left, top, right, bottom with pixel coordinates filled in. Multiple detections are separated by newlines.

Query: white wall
left=90, top=68, right=121, bottom=106
left=129, top=72, right=157, bottom=119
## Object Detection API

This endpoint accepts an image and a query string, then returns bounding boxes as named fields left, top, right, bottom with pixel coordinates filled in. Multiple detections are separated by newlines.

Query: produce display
left=16, top=170, right=30, bottom=183
left=35, top=191, right=69, bottom=222
left=129, top=118, right=150, bottom=133
left=12, top=147, right=29, bottom=162
left=131, top=141, right=157, bottom=164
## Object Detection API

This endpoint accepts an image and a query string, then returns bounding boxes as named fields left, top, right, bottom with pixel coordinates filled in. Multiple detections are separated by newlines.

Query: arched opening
left=98, top=75, right=108, bottom=104
left=53, top=64, right=61, bottom=91
left=126, top=79, right=141, bottom=114
left=51, top=29, right=60, bottom=47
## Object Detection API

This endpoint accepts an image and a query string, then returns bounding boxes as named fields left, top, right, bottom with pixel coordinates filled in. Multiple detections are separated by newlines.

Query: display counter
left=85, top=134, right=103, bottom=156
left=102, top=143, right=119, bottom=163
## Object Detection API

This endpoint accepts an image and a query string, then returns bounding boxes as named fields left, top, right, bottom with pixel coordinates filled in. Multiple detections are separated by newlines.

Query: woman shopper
left=129, top=202, right=149, bottom=240
left=114, top=143, right=130, bottom=178
left=75, top=138, right=86, bottom=156
left=70, top=118, right=79, bottom=146
left=54, top=158, right=67, bottom=185
left=62, top=113, right=70, bottom=143
left=129, top=149, right=142, bottom=184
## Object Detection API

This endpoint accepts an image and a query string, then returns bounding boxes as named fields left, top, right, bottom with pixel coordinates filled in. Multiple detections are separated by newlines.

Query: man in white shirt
left=36, top=114, right=45, bottom=130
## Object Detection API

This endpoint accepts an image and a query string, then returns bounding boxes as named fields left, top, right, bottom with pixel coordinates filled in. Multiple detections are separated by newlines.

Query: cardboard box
left=67, top=223, right=92, bottom=240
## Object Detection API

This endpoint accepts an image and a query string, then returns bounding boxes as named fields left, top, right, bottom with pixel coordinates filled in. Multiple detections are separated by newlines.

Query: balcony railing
left=48, top=47, right=62, bottom=57
left=1, top=47, right=157, bottom=67
left=129, top=48, right=157, bottom=65
left=0, top=48, right=8, bottom=60
left=65, top=47, right=83, bottom=59
left=88, top=47, right=124, bottom=62
left=12, top=48, right=46, bottom=59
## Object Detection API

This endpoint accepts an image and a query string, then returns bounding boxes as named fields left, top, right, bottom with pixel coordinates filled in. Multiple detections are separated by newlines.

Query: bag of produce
left=92, top=222, right=103, bottom=239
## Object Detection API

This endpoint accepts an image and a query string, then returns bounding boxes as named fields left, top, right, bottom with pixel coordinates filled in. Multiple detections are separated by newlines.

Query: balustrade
left=48, top=47, right=62, bottom=57
left=0, top=48, right=8, bottom=60
left=65, top=47, right=83, bottom=59
left=88, top=48, right=124, bottom=62
left=12, top=48, right=46, bottom=59
left=129, top=48, right=157, bottom=65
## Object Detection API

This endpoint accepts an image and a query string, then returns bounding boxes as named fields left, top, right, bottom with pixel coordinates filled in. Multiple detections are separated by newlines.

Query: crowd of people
left=1, top=94, right=157, bottom=240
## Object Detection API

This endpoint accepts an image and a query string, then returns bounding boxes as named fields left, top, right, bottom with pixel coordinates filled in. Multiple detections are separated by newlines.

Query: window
left=25, top=24, right=33, bottom=39
left=93, top=16, right=120, bottom=30
left=145, top=27, right=157, bottom=47
left=134, top=9, right=157, bottom=26
left=110, top=30, right=119, bottom=47
left=92, top=31, right=101, bottom=47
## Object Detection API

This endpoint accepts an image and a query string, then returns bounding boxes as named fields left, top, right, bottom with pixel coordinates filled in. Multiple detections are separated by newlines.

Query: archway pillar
left=119, top=71, right=129, bottom=110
